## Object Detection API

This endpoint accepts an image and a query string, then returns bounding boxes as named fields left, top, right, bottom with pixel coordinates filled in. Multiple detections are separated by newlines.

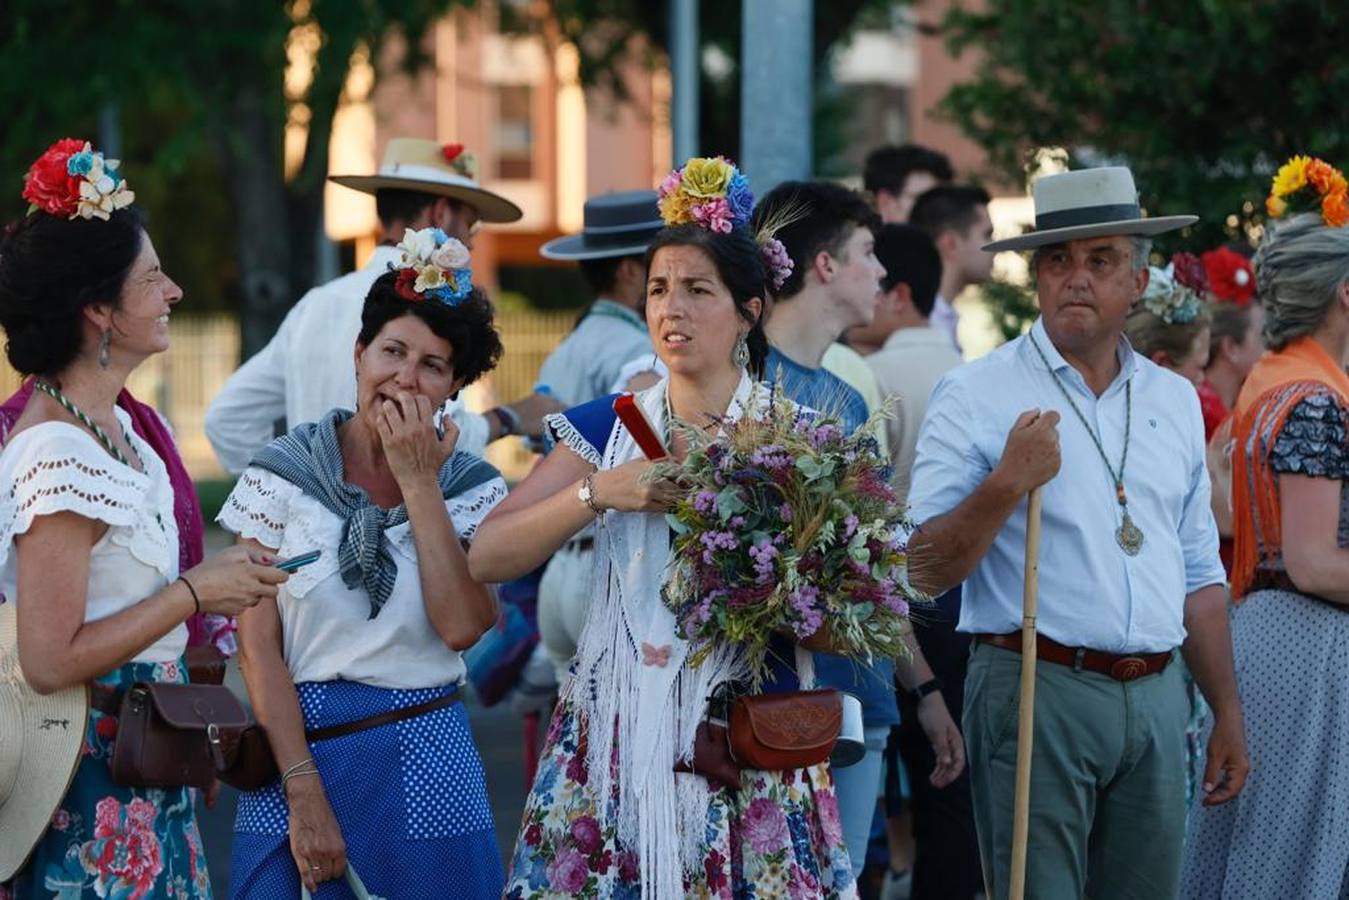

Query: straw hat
left=983, top=166, right=1197, bottom=252
left=540, top=190, right=663, bottom=261
left=0, top=602, right=88, bottom=881
left=329, top=138, right=523, bottom=224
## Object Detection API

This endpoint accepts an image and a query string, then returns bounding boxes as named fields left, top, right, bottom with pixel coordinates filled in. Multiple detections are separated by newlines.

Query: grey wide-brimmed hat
left=0, top=602, right=88, bottom=881
left=984, top=166, right=1197, bottom=252
left=540, top=190, right=663, bottom=261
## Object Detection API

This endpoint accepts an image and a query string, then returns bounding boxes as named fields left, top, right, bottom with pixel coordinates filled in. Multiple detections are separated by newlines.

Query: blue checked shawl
left=251, top=409, right=500, bottom=617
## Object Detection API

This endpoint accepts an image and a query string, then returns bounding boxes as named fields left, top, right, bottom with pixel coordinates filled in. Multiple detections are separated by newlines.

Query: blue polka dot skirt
left=229, top=680, right=503, bottom=899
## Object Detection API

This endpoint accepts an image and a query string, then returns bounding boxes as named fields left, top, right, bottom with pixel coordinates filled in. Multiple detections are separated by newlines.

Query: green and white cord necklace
left=34, top=379, right=143, bottom=472
left=1029, top=334, right=1145, bottom=556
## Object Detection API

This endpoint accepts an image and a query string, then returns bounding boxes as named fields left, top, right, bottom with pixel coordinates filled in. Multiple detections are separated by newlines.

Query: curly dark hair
left=0, top=206, right=147, bottom=376
left=645, top=224, right=769, bottom=379
left=357, top=270, right=503, bottom=386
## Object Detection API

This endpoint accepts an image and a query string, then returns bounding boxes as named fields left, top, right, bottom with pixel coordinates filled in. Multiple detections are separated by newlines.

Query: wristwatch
left=911, top=678, right=942, bottom=703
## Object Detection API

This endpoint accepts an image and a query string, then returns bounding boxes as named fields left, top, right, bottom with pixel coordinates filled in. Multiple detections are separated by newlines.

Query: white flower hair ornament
left=1140, top=265, right=1204, bottom=325
left=392, top=228, right=474, bottom=306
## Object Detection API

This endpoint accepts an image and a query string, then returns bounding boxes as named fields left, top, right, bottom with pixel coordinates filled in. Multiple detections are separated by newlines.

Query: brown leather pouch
left=673, top=719, right=743, bottom=791
left=728, top=689, right=842, bottom=770
left=184, top=645, right=227, bottom=686
left=110, top=682, right=252, bottom=789
left=215, top=724, right=277, bottom=791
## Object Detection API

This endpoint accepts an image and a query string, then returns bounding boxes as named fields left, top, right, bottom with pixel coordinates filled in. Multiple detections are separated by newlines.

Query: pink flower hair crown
left=657, top=156, right=794, bottom=291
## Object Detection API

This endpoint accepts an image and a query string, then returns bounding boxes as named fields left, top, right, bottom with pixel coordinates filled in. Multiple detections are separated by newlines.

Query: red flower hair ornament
left=1201, top=247, right=1255, bottom=306
left=22, top=138, right=134, bottom=220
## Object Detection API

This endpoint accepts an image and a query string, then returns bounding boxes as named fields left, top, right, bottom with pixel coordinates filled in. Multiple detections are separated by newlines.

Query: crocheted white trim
left=273, top=493, right=342, bottom=600
left=545, top=411, right=601, bottom=466
left=217, top=467, right=296, bottom=549
left=0, top=424, right=176, bottom=577
left=390, top=476, right=508, bottom=560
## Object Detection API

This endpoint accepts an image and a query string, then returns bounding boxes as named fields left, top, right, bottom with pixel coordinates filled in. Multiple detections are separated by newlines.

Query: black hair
left=357, top=270, right=503, bottom=386
left=875, top=224, right=943, bottom=318
left=579, top=253, right=644, bottom=297
left=909, top=184, right=991, bottom=238
left=751, top=180, right=880, bottom=300
left=862, top=144, right=954, bottom=196
left=0, top=206, right=147, bottom=376
left=644, top=224, right=768, bottom=379
left=375, top=189, right=441, bottom=229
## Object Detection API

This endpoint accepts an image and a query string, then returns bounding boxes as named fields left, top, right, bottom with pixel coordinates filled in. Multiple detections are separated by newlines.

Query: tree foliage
left=939, top=0, right=1349, bottom=253
left=1, top=0, right=456, bottom=355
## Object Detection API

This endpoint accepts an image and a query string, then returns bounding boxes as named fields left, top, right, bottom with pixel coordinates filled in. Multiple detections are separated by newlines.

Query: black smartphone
left=275, top=550, right=322, bottom=573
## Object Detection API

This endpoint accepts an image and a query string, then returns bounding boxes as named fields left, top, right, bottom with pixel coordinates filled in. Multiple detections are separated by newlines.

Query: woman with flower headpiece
left=219, top=231, right=509, bottom=898
left=1182, top=157, right=1349, bottom=898
left=0, top=139, right=289, bottom=898
left=469, top=157, right=856, bottom=898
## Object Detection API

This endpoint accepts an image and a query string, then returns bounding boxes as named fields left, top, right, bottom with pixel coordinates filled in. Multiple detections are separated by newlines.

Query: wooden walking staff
left=1008, top=486, right=1044, bottom=900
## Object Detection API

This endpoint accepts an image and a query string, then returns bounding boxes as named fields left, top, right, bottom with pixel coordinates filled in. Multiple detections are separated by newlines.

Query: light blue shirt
left=909, top=318, right=1225, bottom=653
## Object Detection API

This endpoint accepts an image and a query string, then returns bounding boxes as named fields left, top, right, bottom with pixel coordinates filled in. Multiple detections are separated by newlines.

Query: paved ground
left=197, top=530, right=531, bottom=896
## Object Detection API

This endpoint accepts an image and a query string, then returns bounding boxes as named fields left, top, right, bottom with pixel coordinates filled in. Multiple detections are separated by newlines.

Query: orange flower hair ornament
left=1266, top=155, right=1349, bottom=227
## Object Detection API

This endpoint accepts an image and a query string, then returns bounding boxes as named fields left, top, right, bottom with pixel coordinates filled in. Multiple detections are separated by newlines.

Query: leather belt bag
left=728, top=689, right=843, bottom=770
left=110, top=682, right=251, bottom=789
left=184, top=645, right=227, bottom=686
left=977, top=633, right=1172, bottom=682
left=219, top=689, right=463, bottom=792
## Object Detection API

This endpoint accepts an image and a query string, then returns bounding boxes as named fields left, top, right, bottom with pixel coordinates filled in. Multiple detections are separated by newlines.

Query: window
left=495, top=85, right=534, bottom=179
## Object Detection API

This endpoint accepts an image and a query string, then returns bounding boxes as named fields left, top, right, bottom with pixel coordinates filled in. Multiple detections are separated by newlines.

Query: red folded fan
left=613, top=393, right=668, bottom=460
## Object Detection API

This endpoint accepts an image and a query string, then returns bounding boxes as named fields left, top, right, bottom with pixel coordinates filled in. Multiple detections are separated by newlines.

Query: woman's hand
left=592, top=459, right=684, bottom=513
left=182, top=546, right=290, bottom=617
left=378, top=392, right=458, bottom=488
left=287, top=777, right=347, bottom=891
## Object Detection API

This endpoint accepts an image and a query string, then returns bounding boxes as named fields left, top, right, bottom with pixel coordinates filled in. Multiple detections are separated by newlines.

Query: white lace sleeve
left=447, top=476, right=508, bottom=541
left=0, top=426, right=171, bottom=569
left=217, top=467, right=297, bottom=549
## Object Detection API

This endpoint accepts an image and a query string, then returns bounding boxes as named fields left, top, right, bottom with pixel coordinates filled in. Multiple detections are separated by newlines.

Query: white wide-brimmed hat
left=984, top=166, right=1197, bottom=252
left=330, top=138, right=523, bottom=224
left=0, top=602, right=88, bottom=881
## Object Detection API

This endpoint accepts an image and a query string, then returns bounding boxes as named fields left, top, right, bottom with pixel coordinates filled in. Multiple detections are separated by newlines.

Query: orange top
left=1229, top=336, right=1349, bottom=599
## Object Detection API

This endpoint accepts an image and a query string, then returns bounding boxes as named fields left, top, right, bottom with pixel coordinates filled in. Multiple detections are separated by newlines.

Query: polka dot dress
left=230, top=680, right=503, bottom=899
left=1181, top=589, right=1349, bottom=898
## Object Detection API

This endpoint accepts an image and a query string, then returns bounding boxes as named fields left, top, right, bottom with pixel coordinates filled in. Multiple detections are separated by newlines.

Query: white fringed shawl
left=560, top=374, right=813, bottom=899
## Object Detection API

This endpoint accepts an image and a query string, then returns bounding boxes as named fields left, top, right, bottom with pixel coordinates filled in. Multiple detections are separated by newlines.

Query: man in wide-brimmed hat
left=906, top=166, right=1248, bottom=898
left=206, top=138, right=560, bottom=473
left=525, top=190, right=665, bottom=684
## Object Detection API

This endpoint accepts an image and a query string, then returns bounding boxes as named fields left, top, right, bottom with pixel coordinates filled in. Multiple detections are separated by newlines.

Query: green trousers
left=964, top=640, right=1188, bottom=900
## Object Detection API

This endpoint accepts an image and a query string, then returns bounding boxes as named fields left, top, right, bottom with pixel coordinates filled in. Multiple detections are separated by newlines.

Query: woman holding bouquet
left=470, top=158, right=857, bottom=898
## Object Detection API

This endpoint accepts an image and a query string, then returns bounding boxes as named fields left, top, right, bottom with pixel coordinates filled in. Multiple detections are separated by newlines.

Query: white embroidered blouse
left=0, top=408, right=183, bottom=663
left=218, top=466, right=508, bottom=689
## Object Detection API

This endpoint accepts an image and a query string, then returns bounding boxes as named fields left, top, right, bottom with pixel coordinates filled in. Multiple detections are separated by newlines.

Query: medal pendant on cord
left=1114, top=481, right=1144, bottom=556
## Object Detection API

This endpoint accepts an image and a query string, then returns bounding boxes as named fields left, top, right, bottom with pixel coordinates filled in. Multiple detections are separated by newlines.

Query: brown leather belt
left=91, top=684, right=461, bottom=742
left=976, top=633, right=1172, bottom=682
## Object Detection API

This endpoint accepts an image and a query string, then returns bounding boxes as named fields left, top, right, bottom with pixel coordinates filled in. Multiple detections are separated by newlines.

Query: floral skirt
left=3, top=658, right=212, bottom=899
left=505, top=699, right=856, bottom=899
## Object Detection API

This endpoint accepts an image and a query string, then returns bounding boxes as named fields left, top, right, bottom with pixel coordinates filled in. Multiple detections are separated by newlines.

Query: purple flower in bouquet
left=789, top=585, right=823, bottom=638
left=751, top=444, right=792, bottom=470
left=749, top=540, right=778, bottom=583
left=693, top=490, right=717, bottom=515
left=843, top=514, right=859, bottom=539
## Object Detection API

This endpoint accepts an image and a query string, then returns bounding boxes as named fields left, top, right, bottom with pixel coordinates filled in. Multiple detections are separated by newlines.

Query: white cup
left=830, top=692, right=866, bottom=768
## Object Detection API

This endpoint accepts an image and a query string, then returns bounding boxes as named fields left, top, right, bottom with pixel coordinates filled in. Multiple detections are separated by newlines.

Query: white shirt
left=0, top=410, right=184, bottom=662
left=822, top=342, right=890, bottom=458
left=909, top=318, right=1225, bottom=653
left=218, top=466, right=507, bottom=688
left=204, top=246, right=489, bottom=474
left=928, top=294, right=962, bottom=353
left=865, top=326, right=964, bottom=505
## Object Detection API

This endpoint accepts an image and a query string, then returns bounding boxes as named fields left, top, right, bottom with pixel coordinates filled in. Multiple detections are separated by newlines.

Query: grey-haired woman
left=1183, top=211, right=1349, bottom=898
